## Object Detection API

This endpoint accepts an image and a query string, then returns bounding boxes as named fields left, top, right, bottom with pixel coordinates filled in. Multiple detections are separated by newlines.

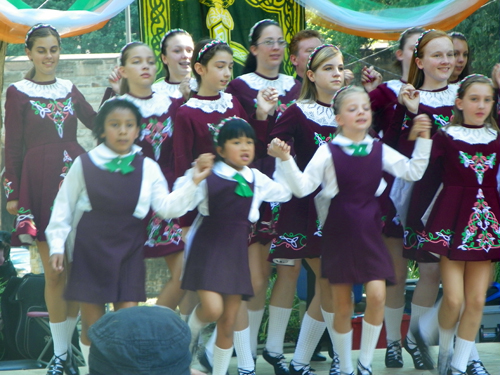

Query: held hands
left=108, top=66, right=122, bottom=94
left=179, top=77, right=192, bottom=101
left=344, top=69, right=355, bottom=86
left=255, top=88, right=279, bottom=120
left=361, top=66, right=382, bottom=92
left=192, top=153, right=215, bottom=185
left=6, top=200, right=18, bottom=215
left=267, top=138, right=291, bottom=161
left=49, top=254, right=65, bottom=273
left=398, top=84, right=420, bottom=114
left=408, top=114, right=432, bottom=140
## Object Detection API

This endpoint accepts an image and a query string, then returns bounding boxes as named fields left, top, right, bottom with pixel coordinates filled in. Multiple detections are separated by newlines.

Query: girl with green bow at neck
left=175, top=117, right=291, bottom=375
left=45, top=98, right=213, bottom=350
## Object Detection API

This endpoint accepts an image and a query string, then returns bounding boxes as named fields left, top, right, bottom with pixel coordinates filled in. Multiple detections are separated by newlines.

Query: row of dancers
left=3, top=20, right=498, bottom=375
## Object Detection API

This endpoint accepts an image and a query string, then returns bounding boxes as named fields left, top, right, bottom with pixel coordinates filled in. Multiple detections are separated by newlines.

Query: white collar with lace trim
left=386, top=80, right=404, bottom=96
left=184, top=92, right=234, bottom=114
left=88, top=143, right=142, bottom=167
left=237, top=73, right=296, bottom=96
left=445, top=125, right=498, bottom=145
left=120, top=92, right=173, bottom=118
left=213, top=161, right=254, bottom=183
left=296, top=101, right=337, bottom=127
left=152, top=78, right=198, bottom=99
left=418, top=84, right=458, bottom=108
left=13, top=78, right=73, bottom=100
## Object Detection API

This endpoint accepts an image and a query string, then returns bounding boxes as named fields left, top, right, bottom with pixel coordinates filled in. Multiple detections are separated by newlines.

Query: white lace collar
left=237, top=73, right=296, bottom=96
left=184, top=92, right=234, bottom=113
left=296, top=101, right=337, bottom=127
left=386, top=80, right=404, bottom=96
left=152, top=78, right=198, bottom=98
left=13, top=78, right=74, bottom=100
left=213, top=161, right=253, bottom=183
left=418, top=84, right=458, bottom=108
left=120, top=92, right=173, bottom=118
left=445, top=125, right=498, bottom=145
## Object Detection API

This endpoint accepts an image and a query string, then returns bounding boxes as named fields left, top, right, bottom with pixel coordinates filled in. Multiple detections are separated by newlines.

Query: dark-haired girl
left=176, top=117, right=291, bottom=375
left=46, top=98, right=211, bottom=349
left=4, top=24, right=96, bottom=375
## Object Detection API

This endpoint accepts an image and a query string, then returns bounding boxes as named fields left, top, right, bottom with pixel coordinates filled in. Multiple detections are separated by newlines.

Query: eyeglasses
left=256, top=39, right=287, bottom=48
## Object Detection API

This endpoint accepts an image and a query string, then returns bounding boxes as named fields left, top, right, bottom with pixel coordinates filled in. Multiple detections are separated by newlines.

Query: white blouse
left=46, top=143, right=197, bottom=256
left=274, top=134, right=432, bottom=225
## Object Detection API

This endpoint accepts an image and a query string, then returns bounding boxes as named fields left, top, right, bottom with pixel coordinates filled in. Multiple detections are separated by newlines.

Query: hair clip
left=332, top=85, right=352, bottom=107
left=248, top=19, right=275, bottom=43
left=208, top=116, right=243, bottom=144
left=196, top=39, right=227, bottom=62
left=160, top=28, right=188, bottom=48
left=456, top=74, right=490, bottom=98
left=306, top=44, right=339, bottom=71
left=413, top=29, right=434, bottom=57
left=25, top=24, right=59, bottom=48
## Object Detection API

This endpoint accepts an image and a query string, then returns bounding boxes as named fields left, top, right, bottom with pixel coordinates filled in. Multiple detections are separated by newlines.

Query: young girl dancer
left=269, top=85, right=432, bottom=375
left=46, top=98, right=211, bottom=348
left=177, top=117, right=291, bottom=375
left=448, top=32, right=470, bottom=84
left=417, top=74, right=497, bottom=375
left=265, top=44, right=343, bottom=375
left=4, top=24, right=96, bottom=375
left=116, top=41, right=188, bottom=310
left=361, top=27, right=425, bottom=368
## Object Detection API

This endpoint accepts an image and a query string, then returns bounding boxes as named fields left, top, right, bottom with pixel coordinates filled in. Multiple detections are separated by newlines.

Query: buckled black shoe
left=466, top=360, right=490, bottom=375
left=64, top=351, right=80, bottom=375
left=385, top=340, right=404, bottom=368
left=263, top=348, right=290, bottom=375
left=403, top=335, right=434, bottom=370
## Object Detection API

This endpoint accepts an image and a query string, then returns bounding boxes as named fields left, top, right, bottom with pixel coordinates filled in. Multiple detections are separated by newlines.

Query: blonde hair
left=332, top=86, right=371, bottom=135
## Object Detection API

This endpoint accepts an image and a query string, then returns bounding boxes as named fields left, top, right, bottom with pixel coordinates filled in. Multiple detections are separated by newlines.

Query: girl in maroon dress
left=46, top=98, right=211, bottom=351
left=269, top=86, right=432, bottom=375
left=178, top=118, right=291, bottom=375
left=417, top=75, right=498, bottom=375
left=4, top=24, right=96, bottom=375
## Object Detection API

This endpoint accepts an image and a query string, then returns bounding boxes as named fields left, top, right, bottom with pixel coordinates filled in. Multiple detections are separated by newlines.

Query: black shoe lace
left=386, top=341, right=403, bottom=362
left=468, top=360, right=490, bottom=375
left=47, top=353, right=66, bottom=375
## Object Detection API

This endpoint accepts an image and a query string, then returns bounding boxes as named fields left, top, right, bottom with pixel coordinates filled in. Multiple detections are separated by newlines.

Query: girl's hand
left=344, top=69, right=355, bottom=86
left=408, top=114, right=431, bottom=140
left=192, top=153, right=214, bottom=185
left=255, top=88, right=279, bottom=120
left=179, top=77, right=192, bottom=101
left=50, top=254, right=65, bottom=273
left=6, top=200, right=18, bottom=215
left=267, top=138, right=291, bottom=161
left=491, top=63, right=500, bottom=89
left=398, top=84, right=420, bottom=114
left=108, top=66, right=122, bottom=94
left=361, top=66, right=382, bottom=92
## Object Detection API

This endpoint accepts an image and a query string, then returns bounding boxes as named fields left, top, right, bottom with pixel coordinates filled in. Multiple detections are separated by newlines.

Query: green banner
left=139, top=0, right=304, bottom=78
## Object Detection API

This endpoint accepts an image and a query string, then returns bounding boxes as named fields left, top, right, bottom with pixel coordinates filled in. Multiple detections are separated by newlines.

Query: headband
left=119, top=41, right=146, bottom=60
left=306, top=44, right=339, bottom=71
left=25, top=24, right=59, bottom=48
left=196, top=40, right=227, bottom=62
left=448, top=31, right=467, bottom=40
left=414, top=29, right=434, bottom=57
left=160, top=28, right=188, bottom=49
left=332, top=85, right=352, bottom=107
left=456, top=74, right=491, bottom=98
left=248, top=19, right=276, bottom=43
left=208, top=116, right=245, bottom=144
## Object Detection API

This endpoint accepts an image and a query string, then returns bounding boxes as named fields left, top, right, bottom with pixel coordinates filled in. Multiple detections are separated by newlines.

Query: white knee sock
left=438, top=324, right=456, bottom=355
left=418, top=299, right=440, bottom=345
left=205, top=327, right=218, bottom=366
left=234, top=327, right=255, bottom=372
left=358, top=320, right=383, bottom=369
left=79, top=339, right=90, bottom=368
left=265, top=306, right=292, bottom=355
left=213, top=345, right=233, bottom=375
left=332, top=329, right=353, bottom=374
left=188, top=306, right=208, bottom=352
left=50, top=321, right=68, bottom=359
left=292, top=313, right=326, bottom=367
left=248, top=308, right=265, bottom=358
left=384, top=306, right=404, bottom=343
left=451, top=337, right=474, bottom=373
left=180, top=313, right=190, bottom=322
left=321, top=308, right=336, bottom=352
left=468, top=343, right=480, bottom=362
left=407, top=304, right=431, bottom=343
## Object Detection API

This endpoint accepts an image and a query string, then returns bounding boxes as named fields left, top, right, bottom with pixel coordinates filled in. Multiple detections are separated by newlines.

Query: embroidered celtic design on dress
left=275, top=99, right=296, bottom=120
left=3, top=178, right=13, bottom=199
left=314, top=219, right=323, bottom=237
left=140, top=117, right=173, bottom=160
left=433, top=114, right=450, bottom=128
left=458, top=188, right=500, bottom=252
left=145, top=213, right=182, bottom=247
left=314, top=132, right=335, bottom=146
left=459, top=151, right=496, bottom=185
left=259, top=202, right=280, bottom=236
left=270, top=232, right=307, bottom=252
left=15, top=207, right=36, bottom=233
left=30, top=97, right=74, bottom=138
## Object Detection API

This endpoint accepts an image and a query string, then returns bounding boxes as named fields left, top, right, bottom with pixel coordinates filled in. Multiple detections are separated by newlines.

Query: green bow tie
left=104, top=154, right=136, bottom=175
left=347, top=144, right=369, bottom=156
left=233, top=173, right=253, bottom=197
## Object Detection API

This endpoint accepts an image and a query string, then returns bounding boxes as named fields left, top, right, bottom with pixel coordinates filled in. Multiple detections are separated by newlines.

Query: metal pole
left=125, top=5, right=132, bottom=43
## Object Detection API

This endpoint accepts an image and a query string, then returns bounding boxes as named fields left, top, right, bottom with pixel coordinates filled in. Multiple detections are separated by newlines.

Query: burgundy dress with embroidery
left=416, top=126, right=500, bottom=261
left=4, top=78, right=95, bottom=246
left=321, top=142, right=395, bottom=284
left=268, top=101, right=337, bottom=260
left=226, top=72, right=301, bottom=243
left=66, top=153, right=147, bottom=303
left=181, top=173, right=254, bottom=300
left=121, top=92, right=184, bottom=257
